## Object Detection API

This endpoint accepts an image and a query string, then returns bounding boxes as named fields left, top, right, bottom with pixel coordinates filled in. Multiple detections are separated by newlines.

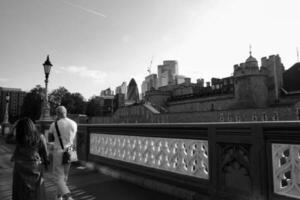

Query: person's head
left=15, top=117, right=40, bottom=147
left=56, top=106, right=67, bottom=119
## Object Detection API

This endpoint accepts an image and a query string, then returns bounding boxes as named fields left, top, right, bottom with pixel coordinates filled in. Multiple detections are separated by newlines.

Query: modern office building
left=127, top=78, right=139, bottom=104
left=115, top=82, right=127, bottom=99
left=141, top=74, right=158, bottom=98
left=157, top=60, right=178, bottom=87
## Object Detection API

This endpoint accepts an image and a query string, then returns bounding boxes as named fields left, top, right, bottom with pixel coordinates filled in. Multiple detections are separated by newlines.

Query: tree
left=21, top=85, right=44, bottom=121
left=68, top=93, right=86, bottom=114
left=85, top=96, right=102, bottom=116
left=49, top=87, right=86, bottom=115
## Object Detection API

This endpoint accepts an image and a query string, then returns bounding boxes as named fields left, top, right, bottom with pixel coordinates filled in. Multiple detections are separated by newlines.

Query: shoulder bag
left=55, top=121, right=78, bottom=165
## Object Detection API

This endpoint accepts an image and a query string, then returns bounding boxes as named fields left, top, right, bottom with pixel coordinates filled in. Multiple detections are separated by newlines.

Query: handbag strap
left=55, top=121, right=64, bottom=150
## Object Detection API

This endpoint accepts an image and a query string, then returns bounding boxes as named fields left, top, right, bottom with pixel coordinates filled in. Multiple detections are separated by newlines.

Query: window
left=228, top=113, right=233, bottom=122
left=297, top=108, right=300, bottom=120
left=219, top=113, right=224, bottom=122
left=272, top=112, right=279, bottom=121
left=262, top=113, right=268, bottom=121
left=235, top=114, right=241, bottom=122
left=252, top=113, right=257, bottom=121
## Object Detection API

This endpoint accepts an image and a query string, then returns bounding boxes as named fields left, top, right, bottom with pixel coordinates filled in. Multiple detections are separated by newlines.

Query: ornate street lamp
left=39, top=55, right=53, bottom=121
left=3, top=94, right=10, bottom=124
left=1, top=94, right=10, bottom=136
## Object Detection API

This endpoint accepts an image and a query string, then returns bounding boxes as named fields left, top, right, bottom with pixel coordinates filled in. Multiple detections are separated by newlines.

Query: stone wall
left=88, top=103, right=300, bottom=124
left=167, top=95, right=235, bottom=112
left=234, top=74, right=269, bottom=108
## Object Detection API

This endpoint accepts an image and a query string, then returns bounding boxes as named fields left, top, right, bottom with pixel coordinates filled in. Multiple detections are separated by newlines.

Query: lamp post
left=3, top=94, right=10, bottom=124
left=1, top=94, right=10, bottom=136
left=39, top=55, right=53, bottom=121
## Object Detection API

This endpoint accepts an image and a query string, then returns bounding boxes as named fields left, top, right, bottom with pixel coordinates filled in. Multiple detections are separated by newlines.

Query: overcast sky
left=1, top=0, right=300, bottom=99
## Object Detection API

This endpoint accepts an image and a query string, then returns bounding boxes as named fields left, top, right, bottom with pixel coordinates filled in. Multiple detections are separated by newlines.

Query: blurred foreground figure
left=12, top=117, right=49, bottom=200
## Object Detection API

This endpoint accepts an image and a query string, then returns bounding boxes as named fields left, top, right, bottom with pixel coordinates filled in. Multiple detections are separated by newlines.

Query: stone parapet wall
left=77, top=122, right=300, bottom=200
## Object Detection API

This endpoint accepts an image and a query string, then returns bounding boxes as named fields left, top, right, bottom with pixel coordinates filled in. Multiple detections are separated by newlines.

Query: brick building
left=0, top=87, right=26, bottom=123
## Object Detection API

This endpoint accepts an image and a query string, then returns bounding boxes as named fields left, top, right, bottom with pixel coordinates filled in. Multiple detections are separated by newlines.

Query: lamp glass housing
left=43, top=64, right=52, bottom=75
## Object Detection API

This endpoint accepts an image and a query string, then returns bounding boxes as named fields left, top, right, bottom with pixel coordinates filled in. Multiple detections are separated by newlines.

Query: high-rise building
left=115, top=82, right=127, bottom=99
left=141, top=74, right=158, bottom=98
left=157, top=60, right=178, bottom=87
left=127, top=78, right=139, bottom=104
left=0, top=87, right=26, bottom=123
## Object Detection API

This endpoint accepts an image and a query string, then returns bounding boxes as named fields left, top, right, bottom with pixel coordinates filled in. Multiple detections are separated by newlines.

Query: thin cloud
left=58, top=66, right=107, bottom=82
left=61, top=0, right=107, bottom=18
left=0, top=78, right=9, bottom=82
left=122, top=35, right=131, bottom=43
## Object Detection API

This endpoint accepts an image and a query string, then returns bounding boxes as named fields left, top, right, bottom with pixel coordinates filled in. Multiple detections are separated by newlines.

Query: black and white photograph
left=1, top=0, right=300, bottom=199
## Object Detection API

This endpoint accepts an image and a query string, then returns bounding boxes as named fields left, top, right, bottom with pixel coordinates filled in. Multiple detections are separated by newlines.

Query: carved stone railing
left=90, top=133, right=209, bottom=179
left=76, top=122, right=300, bottom=200
left=272, top=144, right=300, bottom=199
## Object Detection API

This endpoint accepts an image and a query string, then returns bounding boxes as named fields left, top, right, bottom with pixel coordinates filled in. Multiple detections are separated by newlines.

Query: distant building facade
left=89, top=52, right=300, bottom=123
left=175, top=75, right=186, bottom=85
left=157, top=60, right=178, bottom=87
left=115, top=82, right=127, bottom=99
left=96, top=88, right=115, bottom=116
left=100, top=88, right=114, bottom=97
left=141, top=74, right=158, bottom=98
left=127, top=78, right=139, bottom=104
left=0, top=87, right=26, bottom=123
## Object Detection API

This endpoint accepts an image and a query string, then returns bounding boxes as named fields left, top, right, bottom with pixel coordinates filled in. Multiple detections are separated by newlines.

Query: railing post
left=208, top=126, right=218, bottom=199
left=77, top=125, right=89, bottom=161
left=251, top=125, right=267, bottom=200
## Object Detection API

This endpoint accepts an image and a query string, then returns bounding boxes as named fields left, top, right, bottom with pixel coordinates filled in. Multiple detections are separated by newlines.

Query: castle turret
left=233, top=51, right=268, bottom=108
left=245, top=52, right=259, bottom=69
left=261, top=55, right=284, bottom=103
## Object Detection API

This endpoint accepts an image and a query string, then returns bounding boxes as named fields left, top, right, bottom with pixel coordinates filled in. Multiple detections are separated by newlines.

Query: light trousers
left=53, top=149, right=71, bottom=196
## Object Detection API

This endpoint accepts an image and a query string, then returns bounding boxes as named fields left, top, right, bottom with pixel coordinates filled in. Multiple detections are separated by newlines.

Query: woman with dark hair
left=11, top=117, right=49, bottom=200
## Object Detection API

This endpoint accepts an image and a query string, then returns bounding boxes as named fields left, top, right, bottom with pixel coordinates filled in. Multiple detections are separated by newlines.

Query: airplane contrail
left=61, top=0, right=107, bottom=18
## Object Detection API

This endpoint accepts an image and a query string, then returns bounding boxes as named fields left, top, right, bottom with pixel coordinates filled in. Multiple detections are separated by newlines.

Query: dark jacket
left=12, top=135, right=49, bottom=200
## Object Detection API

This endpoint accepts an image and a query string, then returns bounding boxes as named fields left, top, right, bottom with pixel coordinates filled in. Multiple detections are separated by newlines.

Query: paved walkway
left=0, top=137, right=175, bottom=200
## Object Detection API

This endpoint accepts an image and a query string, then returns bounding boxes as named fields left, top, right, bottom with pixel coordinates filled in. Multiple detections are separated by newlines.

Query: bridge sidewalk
left=0, top=137, right=175, bottom=200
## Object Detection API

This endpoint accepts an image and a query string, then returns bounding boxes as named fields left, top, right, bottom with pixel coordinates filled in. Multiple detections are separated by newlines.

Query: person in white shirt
left=49, top=106, right=77, bottom=200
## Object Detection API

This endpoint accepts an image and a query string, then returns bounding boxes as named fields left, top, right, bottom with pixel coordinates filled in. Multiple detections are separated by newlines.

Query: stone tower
left=261, top=55, right=284, bottom=103
left=233, top=51, right=269, bottom=108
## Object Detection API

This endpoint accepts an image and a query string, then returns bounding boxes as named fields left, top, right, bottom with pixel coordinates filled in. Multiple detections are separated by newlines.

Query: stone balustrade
left=90, top=133, right=209, bottom=179
left=77, top=122, right=300, bottom=200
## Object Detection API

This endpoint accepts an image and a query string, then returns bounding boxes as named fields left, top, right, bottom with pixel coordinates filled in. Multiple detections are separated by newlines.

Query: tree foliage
left=49, top=87, right=86, bottom=114
left=67, top=93, right=86, bottom=114
left=21, top=85, right=44, bottom=121
left=85, top=96, right=102, bottom=116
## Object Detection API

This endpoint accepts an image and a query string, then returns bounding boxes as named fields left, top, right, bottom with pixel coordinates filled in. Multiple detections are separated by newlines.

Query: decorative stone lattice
left=90, top=133, right=209, bottom=179
left=272, top=144, right=300, bottom=199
